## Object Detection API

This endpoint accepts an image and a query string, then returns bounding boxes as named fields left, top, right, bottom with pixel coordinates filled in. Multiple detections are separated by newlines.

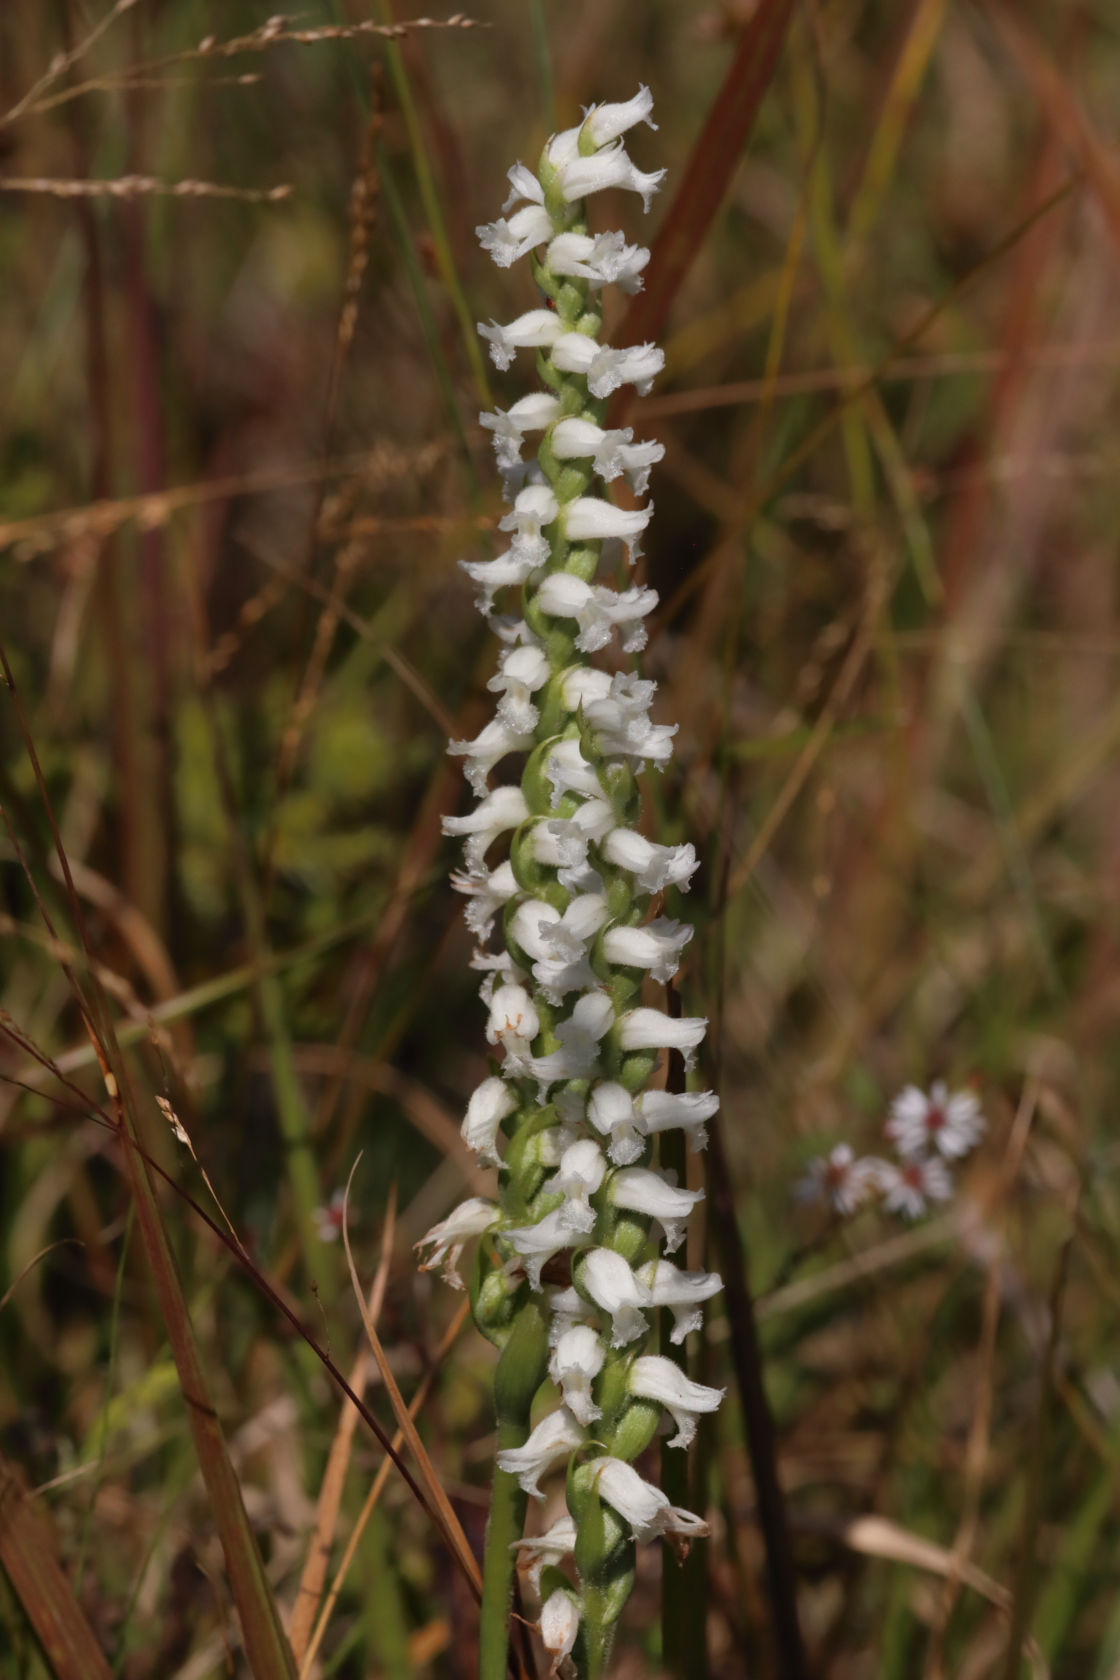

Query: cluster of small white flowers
left=415, top=88, right=722, bottom=1674
left=796, top=1081, right=986, bottom=1222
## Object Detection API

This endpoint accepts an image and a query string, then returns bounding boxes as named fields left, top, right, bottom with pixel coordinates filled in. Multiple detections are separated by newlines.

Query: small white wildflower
left=549, top=1324, right=606, bottom=1425
left=312, top=1189, right=347, bottom=1244
left=552, top=1138, right=609, bottom=1233
left=601, top=826, right=697, bottom=893
left=637, top=1257, right=723, bottom=1344
left=497, top=1406, right=586, bottom=1499
left=545, top=229, right=650, bottom=292
left=534, top=573, right=659, bottom=653
left=581, top=85, right=658, bottom=148
left=578, top=1247, right=652, bottom=1347
left=448, top=715, right=534, bottom=797
left=880, top=1154, right=954, bottom=1220
left=526, top=990, right=615, bottom=1096
left=557, top=141, right=666, bottom=213
left=415, top=1197, right=498, bottom=1288
left=478, top=308, right=563, bottom=371
left=540, top=1588, right=581, bottom=1676
left=627, top=1356, right=725, bottom=1449
left=637, top=1089, right=720, bottom=1151
left=617, top=1006, right=708, bottom=1070
left=562, top=496, right=651, bottom=564
left=480, top=393, right=562, bottom=479
left=441, top=783, right=529, bottom=869
left=795, top=1144, right=882, bottom=1217
left=504, top=1205, right=588, bottom=1290
left=580, top=1457, right=709, bottom=1545
left=476, top=202, right=555, bottom=267
left=512, top=1512, right=578, bottom=1594
left=486, top=983, right=540, bottom=1066
left=886, top=1080, right=985, bottom=1162
left=586, top=1082, right=645, bottom=1166
left=609, top=1167, right=704, bottom=1254
left=487, top=642, right=551, bottom=734
left=461, top=1076, right=518, bottom=1166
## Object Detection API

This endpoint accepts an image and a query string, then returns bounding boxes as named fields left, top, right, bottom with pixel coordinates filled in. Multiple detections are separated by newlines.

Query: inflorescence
left=416, top=87, right=723, bottom=1676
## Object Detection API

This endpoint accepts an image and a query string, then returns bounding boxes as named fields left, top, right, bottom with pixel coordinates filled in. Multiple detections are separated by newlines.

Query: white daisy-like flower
left=886, top=1080, right=985, bottom=1162
left=794, top=1143, right=883, bottom=1217
left=880, top=1154, right=954, bottom=1220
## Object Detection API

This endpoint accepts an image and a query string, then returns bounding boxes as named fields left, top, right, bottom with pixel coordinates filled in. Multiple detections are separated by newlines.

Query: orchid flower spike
left=421, top=88, right=723, bottom=1679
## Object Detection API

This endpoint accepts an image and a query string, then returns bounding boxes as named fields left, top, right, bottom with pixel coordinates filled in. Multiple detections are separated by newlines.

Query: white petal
left=628, top=1354, right=724, bottom=1448
left=442, top=784, right=529, bottom=869
left=549, top=1324, right=606, bottom=1425
left=583, top=1456, right=709, bottom=1544
left=552, top=1138, right=608, bottom=1231
left=582, top=85, right=657, bottom=149
left=587, top=1082, right=645, bottom=1166
left=502, top=160, right=545, bottom=212
left=448, top=715, right=533, bottom=797
left=637, top=1089, right=719, bottom=1151
left=578, top=1247, right=651, bottom=1347
left=477, top=203, right=555, bottom=267
left=618, top=1007, right=707, bottom=1070
left=609, top=1166, right=704, bottom=1252
left=504, top=1205, right=587, bottom=1289
left=487, top=984, right=541, bottom=1067
left=478, top=309, right=562, bottom=371
left=602, top=918, right=692, bottom=983
left=559, top=140, right=666, bottom=212
left=414, top=1197, right=497, bottom=1288
left=546, top=230, right=650, bottom=292
left=511, top=1513, right=577, bottom=1595
left=563, top=496, right=651, bottom=564
left=587, top=342, right=664, bottom=399
left=461, top=1076, right=517, bottom=1165
left=602, top=827, right=698, bottom=893
left=540, top=1588, right=581, bottom=1673
left=550, top=331, right=598, bottom=378
left=496, top=1406, right=585, bottom=1499
left=637, top=1257, right=722, bottom=1343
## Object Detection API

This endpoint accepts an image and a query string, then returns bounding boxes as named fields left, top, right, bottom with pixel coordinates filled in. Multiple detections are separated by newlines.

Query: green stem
left=478, top=1297, right=549, bottom=1678
left=479, top=1441, right=530, bottom=1680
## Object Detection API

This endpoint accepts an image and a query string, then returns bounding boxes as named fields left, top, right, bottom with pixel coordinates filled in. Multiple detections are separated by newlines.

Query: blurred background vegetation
left=2, top=1, right=1120, bottom=1676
